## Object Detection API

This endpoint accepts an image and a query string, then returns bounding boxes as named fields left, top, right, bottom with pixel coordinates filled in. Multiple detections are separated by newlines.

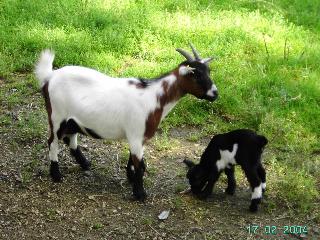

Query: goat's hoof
left=225, top=187, right=235, bottom=195
left=50, top=162, right=63, bottom=182
left=249, top=204, right=258, bottom=212
left=80, top=161, right=91, bottom=171
left=249, top=198, right=261, bottom=212
left=197, top=192, right=210, bottom=200
left=50, top=171, right=63, bottom=182
left=52, top=176, right=63, bottom=182
left=133, top=189, right=147, bottom=202
left=126, top=172, right=135, bottom=184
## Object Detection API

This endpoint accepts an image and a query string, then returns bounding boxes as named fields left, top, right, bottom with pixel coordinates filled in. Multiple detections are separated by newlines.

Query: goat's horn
left=176, top=48, right=194, bottom=61
left=189, top=43, right=201, bottom=60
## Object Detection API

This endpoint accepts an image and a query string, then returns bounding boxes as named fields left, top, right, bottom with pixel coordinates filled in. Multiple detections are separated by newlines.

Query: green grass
left=0, top=0, right=319, bottom=213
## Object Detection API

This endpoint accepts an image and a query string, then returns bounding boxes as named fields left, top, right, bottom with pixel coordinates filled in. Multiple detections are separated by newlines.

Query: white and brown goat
left=35, top=45, right=218, bottom=200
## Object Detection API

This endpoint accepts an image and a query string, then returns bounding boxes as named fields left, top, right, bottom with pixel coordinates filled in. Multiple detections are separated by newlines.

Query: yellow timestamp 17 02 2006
left=246, top=224, right=308, bottom=235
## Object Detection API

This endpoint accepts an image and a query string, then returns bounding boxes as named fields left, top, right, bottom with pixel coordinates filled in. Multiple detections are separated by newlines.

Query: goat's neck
left=143, top=71, right=185, bottom=141
left=156, top=72, right=185, bottom=106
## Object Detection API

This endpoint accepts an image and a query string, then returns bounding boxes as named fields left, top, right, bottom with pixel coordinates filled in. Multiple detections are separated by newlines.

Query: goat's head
left=176, top=44, right=218, bottom=102
left=183, top=159, right=210, bottom=195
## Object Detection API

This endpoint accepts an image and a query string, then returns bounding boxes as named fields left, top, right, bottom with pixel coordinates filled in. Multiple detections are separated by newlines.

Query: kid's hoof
left=249, top=204, right=258, bottom=212
left=50, top=161, right=63, bottom=182
left=133, top=189, right=147, bottom=202
left=79, top=160, right=91, bottom=171
left=51, top=175, right=63, bottom=182
left=197, top=192, right=210, bottom=200
left=249, top=198, right=261, bottom=212
left=225, top=187, right=235, bottom=195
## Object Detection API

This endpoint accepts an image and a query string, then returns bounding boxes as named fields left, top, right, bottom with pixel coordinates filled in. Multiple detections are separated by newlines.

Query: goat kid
left=184, top=129, right=268, bottom=212
left=35, top=45, right=218, bottom=201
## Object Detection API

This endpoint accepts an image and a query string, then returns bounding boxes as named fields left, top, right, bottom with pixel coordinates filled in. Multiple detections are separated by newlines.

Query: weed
left=92, top=223, right=103, bottom=230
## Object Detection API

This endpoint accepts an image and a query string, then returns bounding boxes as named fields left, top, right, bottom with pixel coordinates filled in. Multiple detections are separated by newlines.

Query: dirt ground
left=0, top=127, right=319, bottom=240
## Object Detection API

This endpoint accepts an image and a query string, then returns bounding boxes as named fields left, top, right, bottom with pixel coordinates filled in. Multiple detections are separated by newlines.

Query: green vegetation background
left=0, top=0, right=319, bottom=214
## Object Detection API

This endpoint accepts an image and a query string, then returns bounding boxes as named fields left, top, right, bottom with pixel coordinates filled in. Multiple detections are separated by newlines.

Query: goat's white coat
left=251, top=184, right=262, bottom=199
left=215, top=143, right=264, bottom=201
left=48, top=66, right=176, bottom=141
left=35, top=50, right=182, bottom=162
left=216, top=144, right=238, bottom=171
left=206, top=85, right=218, bottom=97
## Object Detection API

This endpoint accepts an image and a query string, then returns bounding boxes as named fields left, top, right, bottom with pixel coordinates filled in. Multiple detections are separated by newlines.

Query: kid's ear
left=183, top=159, right=196, bottom=168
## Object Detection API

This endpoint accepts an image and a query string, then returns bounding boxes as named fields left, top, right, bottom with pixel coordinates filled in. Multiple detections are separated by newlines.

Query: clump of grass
left=275, top=166, right=319, bottom=213
left=259, top=111, right=317, bottom=153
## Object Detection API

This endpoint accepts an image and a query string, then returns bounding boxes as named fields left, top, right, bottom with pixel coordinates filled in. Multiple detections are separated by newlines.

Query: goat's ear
left=179, top=65, right=195, bottom=76
left=183, top=159, right=196, bottom=168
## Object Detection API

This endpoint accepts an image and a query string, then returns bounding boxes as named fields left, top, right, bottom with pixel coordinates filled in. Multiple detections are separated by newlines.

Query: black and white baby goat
left=184, top=129, right=268, bottom=212
left=35, top=44, right=218, bottom=201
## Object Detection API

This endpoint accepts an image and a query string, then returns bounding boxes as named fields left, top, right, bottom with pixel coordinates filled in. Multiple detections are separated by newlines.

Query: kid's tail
left=258, top=135, right=268, bottom=148
left=35, top=49, right=55, bottom=87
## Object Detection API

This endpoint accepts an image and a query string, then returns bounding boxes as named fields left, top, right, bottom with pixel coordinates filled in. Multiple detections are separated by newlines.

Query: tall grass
left=0, top=0, right=319, bottom=213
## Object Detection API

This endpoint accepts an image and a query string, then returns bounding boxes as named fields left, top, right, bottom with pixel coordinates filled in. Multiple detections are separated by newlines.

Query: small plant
left=92, top=223, right=103, bottom=230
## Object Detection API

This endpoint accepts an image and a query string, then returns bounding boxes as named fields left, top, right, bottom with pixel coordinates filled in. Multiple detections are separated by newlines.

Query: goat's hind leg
left=49, top=133, right=63, bottom=182
left=63, top=133, right=91, bottom=170
left=257, top=163, right=266, bottom=194
left=243, top=167, right=263, bottom=212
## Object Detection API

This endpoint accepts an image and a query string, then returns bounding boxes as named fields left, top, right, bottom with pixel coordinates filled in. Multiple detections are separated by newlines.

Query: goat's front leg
left=127, top=140, right=146, bottom=201
left=126, top=153, right=135, bottom=183
left=198, top=171, right=221, bottom=199
left=243, top=167, right=262, bottom=212
left=126, top=153, right=146, bottom=183
left=225, top=166, right=236, bottom=195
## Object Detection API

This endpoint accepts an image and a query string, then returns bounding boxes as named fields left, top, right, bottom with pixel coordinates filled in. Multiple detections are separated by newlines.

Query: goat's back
left=206, top=129, right=267, bottom=165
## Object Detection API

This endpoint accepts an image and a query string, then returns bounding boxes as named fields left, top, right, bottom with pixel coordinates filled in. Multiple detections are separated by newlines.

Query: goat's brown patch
left=144, top=75, right=183, bottom=141
left=173, top=69, right=205, bottom=98
left=131, top=154, right=141, bottom=169
left=144, top=108, right=163, bottom=140
left=41, top=82, right=54, bottom=148
left=144, top=64, right=211, bottom=141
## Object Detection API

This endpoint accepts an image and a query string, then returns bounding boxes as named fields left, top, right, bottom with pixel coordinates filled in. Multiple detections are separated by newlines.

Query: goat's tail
left=35, top=49, right=55, bottom=87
